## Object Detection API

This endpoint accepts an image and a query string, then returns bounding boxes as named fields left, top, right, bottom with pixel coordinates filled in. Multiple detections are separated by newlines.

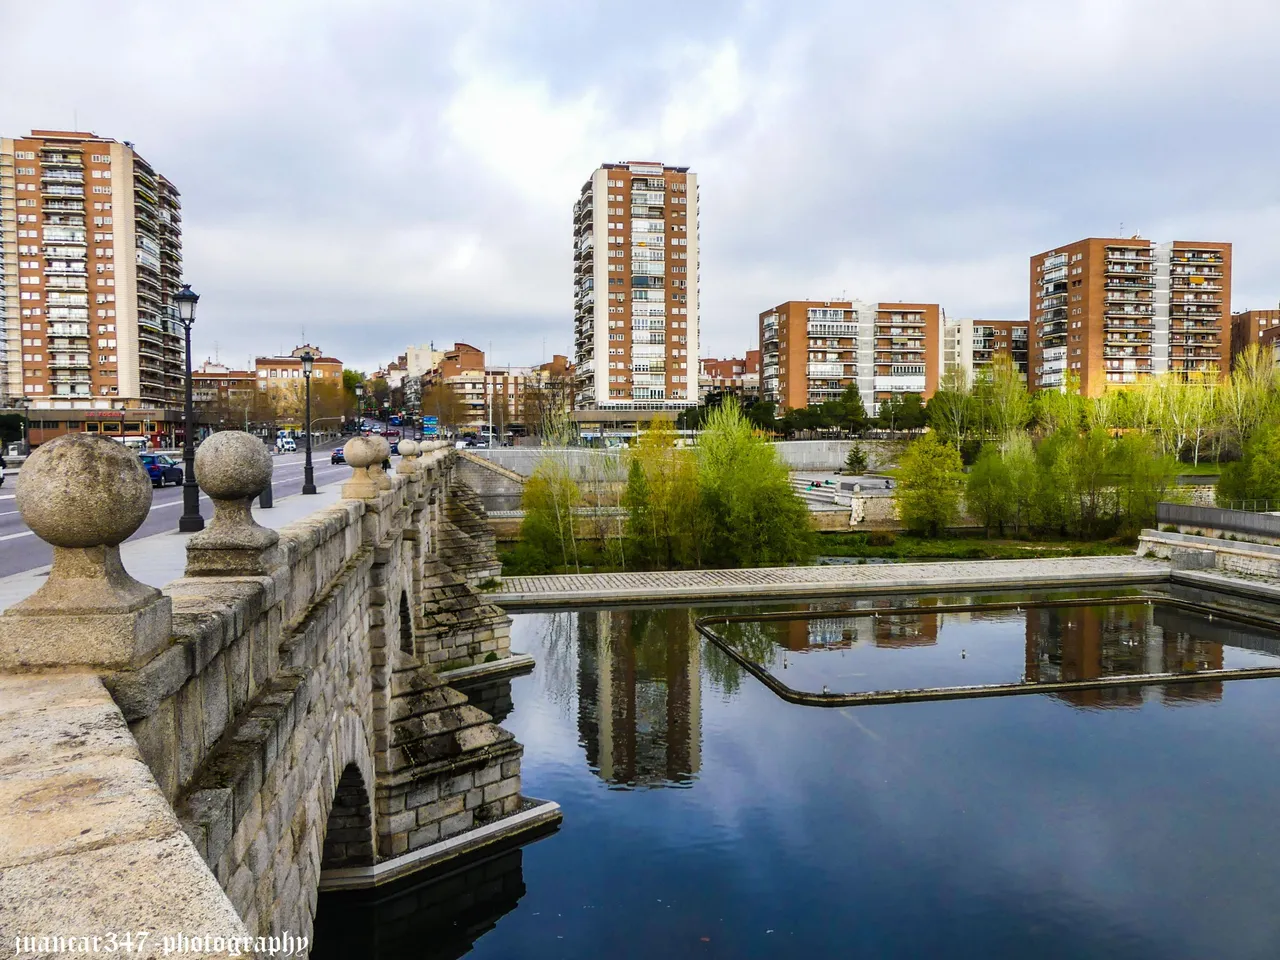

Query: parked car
left=331, top=447, right=345, bottom=465
left=139, top=453, right=183, bottom=488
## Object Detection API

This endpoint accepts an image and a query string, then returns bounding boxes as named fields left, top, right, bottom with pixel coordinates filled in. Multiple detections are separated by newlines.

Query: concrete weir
left=0, top=432, right=556, bottom=952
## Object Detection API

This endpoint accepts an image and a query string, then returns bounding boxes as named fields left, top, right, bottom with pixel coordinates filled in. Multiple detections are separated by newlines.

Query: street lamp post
left=17, top=397, right=31, bottom=454
left=174, top=284, right=204, bottom=532
left=354, top=384, right=364, bottom=428
left=301, top=351, right=316, bottom=494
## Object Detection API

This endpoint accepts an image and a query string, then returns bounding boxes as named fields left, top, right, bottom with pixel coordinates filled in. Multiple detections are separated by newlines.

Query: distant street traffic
left=0, top=446, right=350, bottom=579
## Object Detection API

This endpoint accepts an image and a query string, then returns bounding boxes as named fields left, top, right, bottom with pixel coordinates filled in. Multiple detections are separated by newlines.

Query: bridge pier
left=0, top=430, right=557, bottom=953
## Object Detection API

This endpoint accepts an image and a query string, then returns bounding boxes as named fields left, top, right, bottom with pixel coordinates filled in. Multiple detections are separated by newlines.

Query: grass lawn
left=816, top=531, right=1134, bottom=561
left=1174, top=462, right=1222, bottom=477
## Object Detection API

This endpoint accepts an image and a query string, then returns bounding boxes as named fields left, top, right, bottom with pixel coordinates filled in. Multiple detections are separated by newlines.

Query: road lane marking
left=0, top=531, right=35, bottom=541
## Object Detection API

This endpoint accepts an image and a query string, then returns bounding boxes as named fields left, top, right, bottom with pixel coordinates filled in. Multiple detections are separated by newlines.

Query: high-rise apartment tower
left=1030, top=238, right=1231, bottom=395
left=1, top=130, right=184, bottom=410
left=573, top=161, right=698, bottom=410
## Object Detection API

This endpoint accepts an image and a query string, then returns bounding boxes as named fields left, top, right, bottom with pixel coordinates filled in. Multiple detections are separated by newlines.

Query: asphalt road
left=0, top=446, right=353, bottom=579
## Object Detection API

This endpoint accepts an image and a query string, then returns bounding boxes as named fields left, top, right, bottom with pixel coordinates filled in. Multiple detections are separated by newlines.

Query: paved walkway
left=0, top=477, right=355, bottom=610
left=488, top=555, right=1171, bottom=607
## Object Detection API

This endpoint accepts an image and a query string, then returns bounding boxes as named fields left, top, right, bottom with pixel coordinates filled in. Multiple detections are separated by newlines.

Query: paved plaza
left=488, top=555, right=1172, bottom=607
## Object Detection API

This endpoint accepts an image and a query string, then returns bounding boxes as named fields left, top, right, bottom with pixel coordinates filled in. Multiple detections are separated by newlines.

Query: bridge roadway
left=0, top=446, right=348, bottom=579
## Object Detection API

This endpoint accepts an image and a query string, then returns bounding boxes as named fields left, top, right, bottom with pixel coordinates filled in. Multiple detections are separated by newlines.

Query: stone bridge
left=0, top=432, right=555, bottom=955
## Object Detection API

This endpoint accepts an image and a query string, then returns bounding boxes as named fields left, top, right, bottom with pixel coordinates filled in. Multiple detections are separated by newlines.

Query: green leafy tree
left=1109, top=432, right=1179, bottom=536
left=966, top=444, right=1015, bottom=537
left=623, top=419, right=703, bottom=569
left=926, top=367, right=974, bottom=447
left=899, top=393, right=926, bottom=432
left=1218, top=426, right=1280, bottom=508
left=1002, top=432, right=1038, bottom=536
left=518, top=460, right=583, bottom=572
left=894, top=433, right=964, bottom=536
left=698, top=399, right=812, bottom=566
left=745, top=400, right=778, bottom=433
left=980, top=353, right=1032, bottom=442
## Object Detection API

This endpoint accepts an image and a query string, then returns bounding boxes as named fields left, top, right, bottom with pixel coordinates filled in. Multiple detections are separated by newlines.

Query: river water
left=316, top=591, right=1280, bottom=959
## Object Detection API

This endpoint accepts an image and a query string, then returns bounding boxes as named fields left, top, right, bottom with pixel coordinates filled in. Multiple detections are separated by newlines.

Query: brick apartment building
left=760, top=300, right=943, bottom=414
left=698, top=349, right=759, bottom=400
left=1, top=129, right=185, bottom=416
left=1230, top=307, right=1280, bottom=367
left=573, top=160, right=698, bottom=410
left=1030, top=238, right=1231, bottom=395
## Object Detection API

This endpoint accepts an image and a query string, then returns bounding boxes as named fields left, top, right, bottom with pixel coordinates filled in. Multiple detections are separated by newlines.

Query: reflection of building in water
left=781, top=616, right=877, bottom=651
left=313, top=848, right=526, bottom=960
left=1024, top=604, right=1224, bottom=708
left=577, top=609, right=702, bottom=787
left=874, top=612, right=940, bottom=649
left=778, top=612, right=940, bottom=652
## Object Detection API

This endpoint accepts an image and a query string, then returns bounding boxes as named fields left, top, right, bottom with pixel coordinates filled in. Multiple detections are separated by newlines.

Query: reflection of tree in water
left=713, top=620, right=784, bottom=667
left=576, top=607, right=702, bottom=788
left=537, top=611, right=580, bottom=720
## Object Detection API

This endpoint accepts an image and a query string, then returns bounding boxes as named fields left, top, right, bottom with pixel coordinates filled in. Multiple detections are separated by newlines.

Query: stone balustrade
left=0, top=432, right=551, bottom=953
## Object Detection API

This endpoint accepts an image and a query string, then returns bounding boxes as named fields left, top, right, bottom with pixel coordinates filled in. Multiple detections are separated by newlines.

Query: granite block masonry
left=0, top=431, right=543, bottom=950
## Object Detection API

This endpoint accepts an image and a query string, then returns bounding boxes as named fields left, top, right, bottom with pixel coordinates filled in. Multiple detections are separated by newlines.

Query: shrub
left=844, top=444, right=869, bottom=474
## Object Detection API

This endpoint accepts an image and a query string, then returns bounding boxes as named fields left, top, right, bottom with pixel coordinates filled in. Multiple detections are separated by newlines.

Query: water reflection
left=1026, top=604, right=1225, bottom=708
left=710, top=600, right=1280, bottom=703
left=575, top=608, right=702, bottom=788
left=312, top=849, right=525, bottom=960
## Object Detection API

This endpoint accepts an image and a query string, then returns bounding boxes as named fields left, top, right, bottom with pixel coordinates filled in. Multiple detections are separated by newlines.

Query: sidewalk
left=0, top=478, right=350, bottom=611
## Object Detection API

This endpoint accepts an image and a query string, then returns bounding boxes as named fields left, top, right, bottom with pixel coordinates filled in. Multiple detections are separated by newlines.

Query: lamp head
left=301, top=351, right=314, bottom=376
left=174, top=284, right=199, bottom=324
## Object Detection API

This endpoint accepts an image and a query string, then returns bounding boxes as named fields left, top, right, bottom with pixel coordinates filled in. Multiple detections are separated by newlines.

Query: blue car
left=140, top=453, right=183, bottom=488
left=331, top=447, right=345, bottom=465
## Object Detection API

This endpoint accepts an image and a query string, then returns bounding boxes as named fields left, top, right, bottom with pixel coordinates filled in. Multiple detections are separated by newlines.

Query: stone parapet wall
left=0, top=434, right=534, bottom=950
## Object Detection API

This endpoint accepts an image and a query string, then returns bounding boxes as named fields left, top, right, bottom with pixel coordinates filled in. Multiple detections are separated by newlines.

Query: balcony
left=45, top=263, right=87, bottom=275
left=41, top=170, right=83, bottom=183
left=39, top=152, right=82, bottom=167
left=807, top=363, right=848, bottom=378
left=48, top=355, right=91, bottom=369
left=1105, top=279, right=1156, bottom=290
left=41, top=185, right=84, bottom=198
left=47, top=323, right=88, bottom=337
left=45, top=277, right=87, bottom=291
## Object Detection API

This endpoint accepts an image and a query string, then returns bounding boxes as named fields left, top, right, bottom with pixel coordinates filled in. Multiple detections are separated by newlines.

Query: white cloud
left=4, top=0, right=1280, bottom=370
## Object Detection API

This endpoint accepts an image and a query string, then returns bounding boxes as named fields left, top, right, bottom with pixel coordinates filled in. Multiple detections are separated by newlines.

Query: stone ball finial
left=17, top=433, right=152, bottom=548
left=368, top=436, right=393, bottom=490
left=185, top=431, right=280, bottom=577
left=344, top=436, right=380, bottom=469
left=342, top=436, right=382, bottom=499
left=195, top=431, right=272, bottom=501
left=398, top=439, right=419, bottom=459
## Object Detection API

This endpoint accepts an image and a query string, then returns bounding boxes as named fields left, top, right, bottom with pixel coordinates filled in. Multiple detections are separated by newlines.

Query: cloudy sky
left=5, top=0, right=1280, bottom=374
